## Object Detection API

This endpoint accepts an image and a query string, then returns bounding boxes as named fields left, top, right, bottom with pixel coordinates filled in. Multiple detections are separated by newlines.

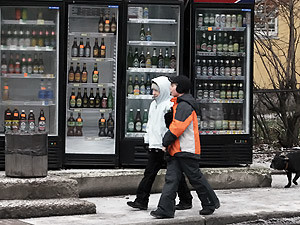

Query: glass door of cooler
left=193, top=8, right=252, bottom=135
left=125, top=4, right=180, bottom=138
left=0, top=6, right=59, bottom=135
left=66, top=4, right=118, bottom=154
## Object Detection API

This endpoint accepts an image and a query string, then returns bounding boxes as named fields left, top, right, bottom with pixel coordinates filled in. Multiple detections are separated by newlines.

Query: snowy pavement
left=16, top=174, right=300, bottom=225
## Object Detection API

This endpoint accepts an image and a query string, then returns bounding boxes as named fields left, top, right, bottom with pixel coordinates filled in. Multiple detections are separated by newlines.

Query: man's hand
left=162, top=146, right=167, bottom=152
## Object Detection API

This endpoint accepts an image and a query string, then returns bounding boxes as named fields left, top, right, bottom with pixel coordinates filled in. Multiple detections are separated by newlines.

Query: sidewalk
left=13, top=174, right=300, bottom=225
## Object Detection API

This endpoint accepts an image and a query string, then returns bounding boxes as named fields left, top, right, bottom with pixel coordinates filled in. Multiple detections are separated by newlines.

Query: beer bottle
left=82, top=88, right=89, bottom=108
left=158, top=49, right=164, bottom=68
left=88, top=88, right=95, bottom=108
left=93, top=38, right=99, bottom=58
left=24, top=28, right=31, bottom=47
left=200, top=32, right=207, bottom=51
left=38, top=109, right=46, bottom=132
left=1, top=52, right=7, bottom=74
left=133, top=48, right=139, bottom=68
left=236, top=106, right=243, bottom=130
left=145, top=50, right=152, bottom=68
left=142, top=109, right=148, bottom=132
left=133, top=75, right=140, bottom=95
left=204, top=14, right=209, bottom=26
left=4, top=108, right=12, bottom=132
left=71, top=37, right=78, bottom=57
left=228, top=108, right=236, bottom=130
left=38, top=29, right=44, bottom=47
left=213, top=59, right=220, bottom=76
left=84, top=38, right=91, bottom=57
left=232, top=83, right=238, bottom=99
left=139, top=50, right=146, bottom=68
left=209, top=13, right=215, bottom=26
left=79, top=38, right=84, bottom=57
left=98, top=113, right=107, bottom=136
left=28, top=110, right=35, bottom=132
left=50, top=29, right=56, bottom=48
left=69, top=88, right=76, bottom=108
left=101, top=88, right=108, bottom=108
left=237, top=58, right=242, bottom=76
left=92, top=63, right=99, bottom=83
left=222, top=108, right=229, bottom=130
left=3, top=82, right=9, bottom=100
left=11, top=108, right=20, bottom=131
left=226, top=83, right=232, bottom=99
left=14, top=54, right=21, bottom=74
left=31, top=29, right=37, bottom=47
left=20, top=54, right=27, bottom=74
left=231, top=59, right=237, bottom=76
left=196, top=59, right=201, bottom=77
left=208, top=106, right=215, bottom=130
left=44, top=29, right=50, bottom=47
left=197, top=83, right=203, bottom=99
left=95, top=88, right=101, bottom=108
left=81, top=63, right=88, bottom=83
left=228, top=35, right=233, bottom=52
left=107, top=88, right=113, bottom=108
left=76, top=88, right=82, bottom=108
left=220, top=83, right=226, bottom=99
left=127, top=75, right=134, bottom=94
left=127, top=109, right=134, bottom=132
left=164, top=48, right=170, bottom=68
left=203, top=82, right=208, bottom=100
left=151, top=48, right=158, bottom=68
left=207, top=59, right=213, bottom=76
left=75, top=112, right=83, bottom=136
left=196, top=35, right=201, bottom=51
left=74, top=62, right=81, bottom=83
left=212, top=33, right=217, bottom=53
left=127, top=47, right=134, bottom=68
left=135, top=109, right=142, bottom=132
left=104, top=12, right=110, bottom=33
left=217, top=33, right=223, bottom=52
left=140, top=24, right=145, bottom=41
left=219, top=59, right=225, bottom=76
left=222, top=32, right=228, bottom=52
left=239, top=36, right=245, bottom=52
left=67, top=112, right=75, bottom=136
left=206, top=34, right=212, bottom=52
left=145, top=74, right=151, bottom=95
left=139, top=76, right=146, bottom=95
left=19, top=110, right=27, bottom=132
left=110, top=13, right=117, bottom=35
left=233, top=36, right=239, bottom=52
left=238, top=82, right=244, bottom=99
left=225, top=59, right=230, bottom=76
left=38, top=53, right=44, bottom=74
left=214, top=82, right=220, bottom=99
left=202, top=59, right=207, bottom=76
left=145, top=26, right=152, bottom=41
left=170, top=48, right=176, bottom=70
left=209, top=82, right=214, bottom=99
left=33, top=53, right=39, bottom=74
left=8, top=53, right=14, bottom=74
left=27, top=55, right=32, bottom=74
left=98, top=13, right=104, bottom=33
left=68, top=62, right=75, bottom=83
left=107, top=112, right=114, bottom=138
left=215, top=107, right=223, bottom=130
left=100, top=38, right=106, bottom=58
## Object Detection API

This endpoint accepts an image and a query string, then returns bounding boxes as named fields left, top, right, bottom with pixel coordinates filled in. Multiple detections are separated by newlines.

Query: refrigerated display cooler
left=64, top=0, right=122, bottom=167
left=186, top=0, right=254, bottom=165
left=120, top=0, right=184, bottom=166
left=0, top=1, right=64, bottom=169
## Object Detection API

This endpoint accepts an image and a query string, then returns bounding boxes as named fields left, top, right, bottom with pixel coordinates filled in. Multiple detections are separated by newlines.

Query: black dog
left=270, top=152, right=300, bottom=188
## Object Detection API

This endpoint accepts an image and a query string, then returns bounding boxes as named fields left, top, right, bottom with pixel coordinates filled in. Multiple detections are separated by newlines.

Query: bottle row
left=71, top=37, right=107, bottom=58
left=196, top=82, right=244, bottom=100
left=127, top=47, right=176, bottom=69
left=196, top=32, right=244, bottom=53
left=1, top=53, right=45, bottom=75
left=68, top=62, right=104, bottom=83
left=139, top=24, right=153, bottom=41
left=97, top=12, right=117, bottom=34
left=195, top=58, right=243, bottom=77
left=197, top=13, right=247, bottom=28
left=127, top=108, right=148, bottom=133
left=4, top=108, right=46, bottom=132
left=66, top=112, right=83, bottom=136
left=199, top=105, right=243, bottom=131
left=1, top=26, right=56, bottom=48
left=14, top=8, right=44, bottom=21
left=69, top=87, right=113, bottom=109
left=127, top=74, right=152, bottom=96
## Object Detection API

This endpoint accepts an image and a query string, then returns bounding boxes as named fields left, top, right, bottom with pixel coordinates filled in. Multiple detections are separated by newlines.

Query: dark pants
left=135, top=149, right=192, bottom=205
left=156, top=156, right=220, bottom=217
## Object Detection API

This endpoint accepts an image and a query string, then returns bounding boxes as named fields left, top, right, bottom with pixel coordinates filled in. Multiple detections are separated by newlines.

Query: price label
left=80, top=33, right=88, bottom=36
left=98, top=84, right=104, bottom=87
left=73, top=84, right=80, bottom=87
left=37, top=19, right=45, bottom=25
left=72, top=58, right=79, bottom=61
left=96, top=58, right=104, bottom=62
left=74, top=109, right=81, bottom=112
left=100, top=109, right=106, bottom=113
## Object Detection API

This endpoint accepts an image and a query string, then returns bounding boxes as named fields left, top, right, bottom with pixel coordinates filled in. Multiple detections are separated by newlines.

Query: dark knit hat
left=169, top=75, right=192, bottom=94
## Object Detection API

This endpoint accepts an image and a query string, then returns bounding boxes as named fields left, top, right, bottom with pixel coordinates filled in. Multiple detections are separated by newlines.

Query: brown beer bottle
left=38, top=109, right=46, bottom=132
left=67, top=112, right=75, bottom=136
left=110, top=13, right=117, bottom=35
left=68, top=62, right=75, bottom=83
left=93, top=38, right=99, bottom=58
left=76, top=88, right=82, bottom=108
left=98, top=13, right=104, bottom=33
left=100, top=38, right=106, bottom=58
left=82, top=88, right=89, bottom=108
left=88, top=88, right=95, bottom=108
left=104, top=12, right=110, bottom=33
left=75, top=112, right=83, bottom=136
left=74, top=62, right=81, bottom=83
left=98, top=113, right=107, bottom=136
left=106, top=112, right=114, bottom=138
left=101, top=88, right=107, bottom=108
left=95, top=88, right=101, bottom=108
left=81, top=63, right=88, bottom=83
left=69, top=88, right=76, bottom=108
left=12, top=108, right=20, bottom=131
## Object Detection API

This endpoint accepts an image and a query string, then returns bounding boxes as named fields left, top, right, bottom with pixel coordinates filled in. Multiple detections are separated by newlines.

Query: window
left=255, top=0, right=278, bottom=38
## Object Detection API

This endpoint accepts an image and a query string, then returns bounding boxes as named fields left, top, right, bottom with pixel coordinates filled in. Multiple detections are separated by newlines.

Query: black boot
left=127, top=201, right=147, bottom=210
left=199, top=208, right=214, bottom=215
left=175, top=201, right=192, bottom=210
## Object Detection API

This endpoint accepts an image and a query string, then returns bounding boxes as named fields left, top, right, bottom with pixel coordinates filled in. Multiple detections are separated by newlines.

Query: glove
left=164, top=108, right=173, bottom=128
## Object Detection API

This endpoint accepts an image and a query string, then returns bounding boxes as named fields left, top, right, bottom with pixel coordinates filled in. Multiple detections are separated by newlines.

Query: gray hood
left=152, top=76, right=171, bottom=104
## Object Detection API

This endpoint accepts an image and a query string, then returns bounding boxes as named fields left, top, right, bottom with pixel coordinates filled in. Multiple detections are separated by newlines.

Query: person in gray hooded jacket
left=127, top=76, right=193, bottom=210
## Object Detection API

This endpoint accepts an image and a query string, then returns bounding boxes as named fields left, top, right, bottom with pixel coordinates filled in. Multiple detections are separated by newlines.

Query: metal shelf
left=196, top=26, right=246, bottom=32
left=2, top=19, right=55, bottom=26
left=199, top=130, right=246, bottom=135
left=195, top=76, right=245, bottom=81
left=1, top=100, right=55, bottom=106
left=1, top=46, right=55, bottom=52
left=196, top=99, right=244, bottom=104
left=69, top=32, right=116, bottom=38
left=128, top=18, right=177, bottom=25
left=70, top=57, right=115, bottom=62
left=68, top=108, right=113, bottom=113
left=196, top=51, right=245, bottom=57
left=68, top=83, right=114, bottom=88
left=127, top=94, right=153, bottom=100
left=125, top=132, right=145, bottom=138
left=1, top=73, right=55, bottom=79
left=128, top=41, right=176, bottom=47
left=127, top=67, right=176, bottom=74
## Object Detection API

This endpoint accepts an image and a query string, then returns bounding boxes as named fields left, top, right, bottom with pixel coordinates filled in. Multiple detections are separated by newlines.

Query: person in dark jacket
left=127, top=76, right=193, bottom=211
left=150, top=75, right=220, bottom=219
